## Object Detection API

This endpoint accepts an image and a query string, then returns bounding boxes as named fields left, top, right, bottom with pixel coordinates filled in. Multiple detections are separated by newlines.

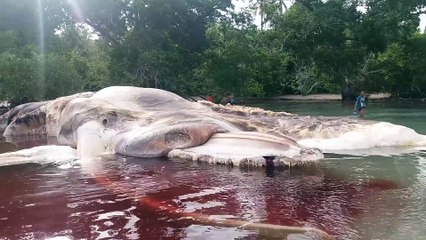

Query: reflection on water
left=1, top=152, right=425, bottom=239
left=1, top=101, right=426, bottom=239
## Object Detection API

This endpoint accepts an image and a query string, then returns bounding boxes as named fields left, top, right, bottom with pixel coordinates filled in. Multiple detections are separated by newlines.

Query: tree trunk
left=341, top=81, right=357, bottom=101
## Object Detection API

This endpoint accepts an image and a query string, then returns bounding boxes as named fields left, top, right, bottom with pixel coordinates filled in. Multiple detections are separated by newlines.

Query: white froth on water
left=0, top=145, right=77, bottom=167
left=177, top=187, right=226, bottom=201
left=298, top=122, right=426, bottom=153
left=44, top=236, right=73, bottom=240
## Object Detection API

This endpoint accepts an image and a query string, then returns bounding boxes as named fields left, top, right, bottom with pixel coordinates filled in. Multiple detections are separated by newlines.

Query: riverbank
left=192, top=92, right=414, bottom=105
left=275, top=93, right=392, bottom=101
left=192, top=93, right=394, bottom=103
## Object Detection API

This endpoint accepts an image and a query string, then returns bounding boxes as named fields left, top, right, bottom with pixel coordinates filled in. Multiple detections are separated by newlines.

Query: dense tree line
left=0, top=0, right=426, bottom=104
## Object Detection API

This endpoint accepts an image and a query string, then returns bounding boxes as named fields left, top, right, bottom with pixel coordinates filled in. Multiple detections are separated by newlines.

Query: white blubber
left=298, top=122, right=426, bottom=153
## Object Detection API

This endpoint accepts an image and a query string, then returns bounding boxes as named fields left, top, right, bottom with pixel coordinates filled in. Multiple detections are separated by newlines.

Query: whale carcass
left=0, top=86, right=323, bottom=167
left=2, top=86, right=426, bottom=167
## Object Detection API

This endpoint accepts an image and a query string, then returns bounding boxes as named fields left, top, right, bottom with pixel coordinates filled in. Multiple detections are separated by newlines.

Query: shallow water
left=250, top=100, right=426, bottom=239
left=1, top=101, right=426, bottom=239
left=250, top=100, right=426, bottom=134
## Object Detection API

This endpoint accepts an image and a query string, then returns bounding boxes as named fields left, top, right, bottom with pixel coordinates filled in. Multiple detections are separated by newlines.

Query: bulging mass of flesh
left=1, top=86, right=425, bottom=167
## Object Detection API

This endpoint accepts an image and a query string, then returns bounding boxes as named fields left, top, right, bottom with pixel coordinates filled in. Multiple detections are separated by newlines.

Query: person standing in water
left=229, top=93, right=236, bottom=105
left=225, top=93, right=236, bottom=105
left=353, top=91, right=366, bottom=118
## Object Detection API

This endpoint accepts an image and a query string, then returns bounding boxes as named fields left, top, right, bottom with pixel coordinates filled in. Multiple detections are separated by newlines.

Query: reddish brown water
left=0, top=146, right=402, bottom=240
left=3, top=101, right=426, bottom=239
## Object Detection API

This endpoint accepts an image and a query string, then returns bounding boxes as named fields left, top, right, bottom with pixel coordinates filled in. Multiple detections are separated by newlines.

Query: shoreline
left=194, top=92, right=426, bottom=103
left=274, top=93, right=393, bottom=101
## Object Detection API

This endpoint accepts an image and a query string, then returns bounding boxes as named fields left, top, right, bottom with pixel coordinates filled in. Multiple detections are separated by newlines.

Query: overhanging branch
left=294, top=0, right=314, bottom=11
left=411, top=10, right=426, bottom=15
left=82, top=18, right=119, bottom=45
left=68, top=12, right=119, bottom=45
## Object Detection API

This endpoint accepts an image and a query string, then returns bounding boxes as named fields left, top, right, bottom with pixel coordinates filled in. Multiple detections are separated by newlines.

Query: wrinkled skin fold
left=0, top=86, right=323, bottom=167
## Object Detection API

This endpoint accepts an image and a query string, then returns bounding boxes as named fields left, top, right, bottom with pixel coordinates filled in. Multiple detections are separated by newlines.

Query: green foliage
left=370, top=33, right=426, bottom=97
left=0, top=50, right=39, bottom=100
left=0, top=31, right=18, bottom=51
left=0, top=48, right=89, bottom=101
left=408, top=33, right=426, bottom=95
left=1, top=0, right=426, bottom=103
